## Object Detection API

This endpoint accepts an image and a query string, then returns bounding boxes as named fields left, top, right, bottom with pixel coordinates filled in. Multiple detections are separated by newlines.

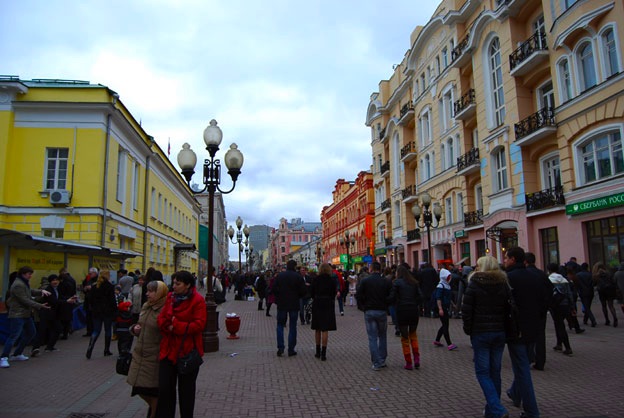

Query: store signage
left=363, top=255, right=373, bottom=262
left=374, top=248, right=387, bottom=255
left=566, top=191, right=624, bottom=215
left=454, top=230, right=467, bottom=238
left=15, top=249, right=64, bottom=270
left=353, top=256, right=363, bottom=263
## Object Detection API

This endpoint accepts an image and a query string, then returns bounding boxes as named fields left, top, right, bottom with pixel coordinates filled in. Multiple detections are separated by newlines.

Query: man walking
left=504, top=247, right=547, bottom=418
left=524, top=252, right=552, bottom=371
left=273, top=260, right=306, bottom=357
left=356, top=261, right=392, bottom=371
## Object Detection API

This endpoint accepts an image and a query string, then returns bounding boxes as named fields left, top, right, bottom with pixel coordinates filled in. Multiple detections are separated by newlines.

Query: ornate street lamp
left=411, top=191, right=442, bottom=266
left=245, top=243, right=254, bottom=273
left=339, top=230, right=356, bottom=271
left=177, top=119, right=244, bottom=353
left=227, top=216, right=249, bottom=275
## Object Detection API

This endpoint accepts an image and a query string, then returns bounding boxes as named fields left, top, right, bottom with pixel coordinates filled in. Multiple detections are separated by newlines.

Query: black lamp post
left=245, top=244, right=254, bottom=273
left=316, top=240, right=324, bottom=267
left=411, top=191, right=442, bottom=266
left=339, top=230, right=356, bottom=271
left=227, top=217, right=249, bottom=275
left=176, top=119, right=244, bottom=353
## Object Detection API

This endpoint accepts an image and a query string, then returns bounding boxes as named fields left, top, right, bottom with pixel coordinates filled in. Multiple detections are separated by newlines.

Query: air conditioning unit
left=49, top=189, right=71, bottom=205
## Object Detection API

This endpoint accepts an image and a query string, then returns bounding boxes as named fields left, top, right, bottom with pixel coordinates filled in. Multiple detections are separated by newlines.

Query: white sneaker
left=0, top=357, right=9, bottom=368
left=10, top=354, right=29, bottom=361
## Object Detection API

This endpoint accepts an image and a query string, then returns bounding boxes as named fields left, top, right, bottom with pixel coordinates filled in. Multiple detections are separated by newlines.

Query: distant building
left=195, top=192, right=229, bottom=275
left=268, top=218, right=321, bottom=269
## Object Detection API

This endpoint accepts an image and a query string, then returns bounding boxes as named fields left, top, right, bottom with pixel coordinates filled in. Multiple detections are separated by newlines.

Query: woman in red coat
left=156, top=271, right=206, bottom=418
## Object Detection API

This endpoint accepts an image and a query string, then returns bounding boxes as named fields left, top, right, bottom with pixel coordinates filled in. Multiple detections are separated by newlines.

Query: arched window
left=489, top=37, right=506, bottom=126
left=602, top=28, right=620, bottom=78
left=440, top=143, right=446, bottom=171
left=577, top=129, right=623, bottom=185
left=557, top=58, right=573, bottom=102
left=578, top=41, right=597, bottom=91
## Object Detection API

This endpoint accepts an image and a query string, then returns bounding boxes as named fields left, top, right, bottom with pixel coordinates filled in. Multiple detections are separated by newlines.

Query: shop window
left=587, top=215, right=624, bottom=269
left=476, top=239, right=486, bottom=258
left=460, top=242, right=470, bottom=265
left=540, top=227, right=560, bottom=268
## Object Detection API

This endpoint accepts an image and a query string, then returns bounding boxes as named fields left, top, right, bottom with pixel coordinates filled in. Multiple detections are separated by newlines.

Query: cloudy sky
left=2, top=0, right=438, bottom=255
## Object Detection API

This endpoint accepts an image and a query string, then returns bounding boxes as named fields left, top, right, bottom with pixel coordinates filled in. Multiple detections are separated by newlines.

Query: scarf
left=172, top=287, right=194, bottom=307
left=149, top=281, right=169, bottom=306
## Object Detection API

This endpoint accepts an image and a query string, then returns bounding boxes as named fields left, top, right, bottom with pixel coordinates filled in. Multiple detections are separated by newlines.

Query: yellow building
left=367, top=0, right=624, bottom=269
left=0, top=76, right=201, bottom=293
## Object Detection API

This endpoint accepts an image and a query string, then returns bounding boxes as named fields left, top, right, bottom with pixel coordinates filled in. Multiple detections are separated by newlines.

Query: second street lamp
left=176, top=119, right=244, bottom=353
left=411, top=191, right=442, bottom=266
left=339, top=230, right=356, bottom=271
left=227, top=217, right=249, bottom=275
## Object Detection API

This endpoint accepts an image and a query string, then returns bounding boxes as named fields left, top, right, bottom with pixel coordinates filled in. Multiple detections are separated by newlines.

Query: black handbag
left=116, top=351, right=132, bottom=376
left=177, top=324, right=203, bottom=375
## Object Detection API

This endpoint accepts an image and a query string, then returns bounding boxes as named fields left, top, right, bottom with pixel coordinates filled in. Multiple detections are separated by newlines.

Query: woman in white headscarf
left=433, top=268, right=457, bottom=350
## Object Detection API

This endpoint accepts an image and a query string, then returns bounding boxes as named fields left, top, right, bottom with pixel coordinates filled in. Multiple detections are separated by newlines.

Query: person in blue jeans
left=273, top=260, right=307, bottom=356
left=462, top=256, right=511, bottom=418
left=356, top=261, right=392, bottom=370
left=1, top=266, right=51, bottom=369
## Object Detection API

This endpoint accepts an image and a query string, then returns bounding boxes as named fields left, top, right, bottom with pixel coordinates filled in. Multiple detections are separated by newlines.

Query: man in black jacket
left=273, top=260, right=306, bottom=357
left=356, top=261, right=392, bottom=371
left=504, top=247, right=545, bottom=418
left=524, top=252, right=553, bottom=371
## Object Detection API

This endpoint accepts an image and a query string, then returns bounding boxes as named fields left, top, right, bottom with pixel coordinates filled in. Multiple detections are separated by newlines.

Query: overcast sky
left=2, top=0, right=438, bottom=257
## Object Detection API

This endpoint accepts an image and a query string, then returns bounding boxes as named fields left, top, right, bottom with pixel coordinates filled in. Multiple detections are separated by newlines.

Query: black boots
left=86, top=336, right=97, bottom=359
left=257, top=301, right=263, bottom=311
left=321, top=346, right=327, bottom=361
left=104, top=336, right=113, bottom=356
left=315, top=345, right=321, bottom=358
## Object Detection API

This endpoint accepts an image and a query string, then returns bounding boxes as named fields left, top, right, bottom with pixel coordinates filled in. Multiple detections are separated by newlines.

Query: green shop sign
left=374, top=248, right=387, bottom=255
left=566, top=191, right=624, bottom=215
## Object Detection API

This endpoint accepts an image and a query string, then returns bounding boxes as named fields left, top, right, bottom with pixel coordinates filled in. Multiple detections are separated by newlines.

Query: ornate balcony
left=398, top=100, right=415, bottom=125
left=401, top=184, right=418, bottom=203
left=456, top=147, right=480, bottom=176
left=510, top=32, right=548, bottom=77
left=384, top=238, right=393, bottom=247
left=400, top=141, right=417, bottom=163
left=526, top=185, right=565, bottom=212
left=379, top=127, right=387, bottom=141
left=451, top=34, right=471, bottom=68
left=380, top=161, right=390, bottom=177
left=380, top=198, right=391, bottom=213
left=454, top=89, right=476, bottom=120
left=407, top=228, right=421, bottom=241
left=464, top=209, right=483, bottom=227
left=514, top=107, right=556, bottom=147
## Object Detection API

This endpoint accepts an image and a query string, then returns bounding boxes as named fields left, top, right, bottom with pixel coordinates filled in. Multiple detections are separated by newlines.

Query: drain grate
left=67, top=414, right=107, bottom=418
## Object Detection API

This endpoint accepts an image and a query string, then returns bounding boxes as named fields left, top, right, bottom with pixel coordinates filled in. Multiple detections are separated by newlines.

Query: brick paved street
left=1, top=292, right=622, bottom=418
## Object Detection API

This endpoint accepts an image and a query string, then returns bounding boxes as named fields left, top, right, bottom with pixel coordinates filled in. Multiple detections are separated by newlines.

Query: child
left=115, top=299, right=133, bottom=355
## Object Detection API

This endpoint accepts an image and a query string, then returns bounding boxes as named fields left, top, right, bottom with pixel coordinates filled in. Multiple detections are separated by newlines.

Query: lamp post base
left=202, top=298, right=219, bottom=353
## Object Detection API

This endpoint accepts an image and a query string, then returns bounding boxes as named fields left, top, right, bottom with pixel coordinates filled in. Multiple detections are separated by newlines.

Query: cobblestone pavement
left=1, top=292, right=622, bottom=418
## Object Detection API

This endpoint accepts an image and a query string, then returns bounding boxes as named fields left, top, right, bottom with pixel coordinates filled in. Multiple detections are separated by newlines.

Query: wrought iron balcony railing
left=451, top=35, right=470, bottom=63
left=407, top=228, right=421, bottom=241
left=400, top=100, right=414, bottom=118
left=453, top=89, right=476, bottom=117
left=457, top=147, right=480, bottom=172
left=514, top=107, right=556, bottom=141
left=384, top=238, right=393, bottom=247
left=380, top=198, right=391, bottom=211
left=526, top=185, right=565, bottom=212
left=464, top=209, right=483, bottom=227
left=402, top=184, right=416, bottom=200
left=400, top=141, right=416, bottom=159
left=380, top=161, right=390, bottom=176
left=510, top=32, right=548, bottom=72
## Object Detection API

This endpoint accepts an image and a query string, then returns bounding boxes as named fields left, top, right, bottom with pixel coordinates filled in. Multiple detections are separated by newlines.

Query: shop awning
left=0, top=229, right=141, bottom=258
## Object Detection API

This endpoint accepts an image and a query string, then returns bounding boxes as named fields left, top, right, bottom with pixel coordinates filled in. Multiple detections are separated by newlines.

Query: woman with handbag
left=86, top=269, right=117, bottom=359
left=156, top=271, right=206, bottom=418
left=126, top=280, right=168, bottom=418
left=461, top=256, right=511, bottom=418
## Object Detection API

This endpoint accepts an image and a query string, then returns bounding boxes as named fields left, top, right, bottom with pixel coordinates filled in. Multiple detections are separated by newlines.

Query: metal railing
left=453, top=89, right=476, bottom=116
left=514, top=107, right=556, bottom=140
left=400, top=141, right=416, bottom=159
left=464, top=209, right=483, bottom=227
left=510, top=32, right=548, bottom=71
left=407, top=228, right=421, bottom=241
left=380, top=198, right=391, bottom=211
left=526, top=185, right=565, bottom=212
left=457, top=147, right=480, bottom=172
left=380, top=161, right=390, bottom=176
left=400, top=100, right=414, bottom=118
left=402, top=184, right=416, bottom=200
left=451, top=35, right=470, bottom=63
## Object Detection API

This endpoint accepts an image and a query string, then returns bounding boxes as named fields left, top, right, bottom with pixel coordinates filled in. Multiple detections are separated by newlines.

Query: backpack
left=551, top=286, right=566, bottom=307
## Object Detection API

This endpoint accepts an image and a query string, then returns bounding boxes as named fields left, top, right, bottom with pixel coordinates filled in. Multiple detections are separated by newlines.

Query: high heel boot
left=315, top=345, right=321, bottom=358
left=86, top=336, right=97, bottom=359
left=103, top=336, right=113, bottom=356
left=320, top=346, right=327, bottom=361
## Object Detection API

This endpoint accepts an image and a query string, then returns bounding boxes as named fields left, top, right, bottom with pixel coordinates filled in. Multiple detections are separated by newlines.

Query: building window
left=558, top=58, right=574, bottom=102
left=42, top=229, right=64, bottom=239
left=393, top=201, right=401, bottom=227
left=132, top=162, right=139, bottom=210
left=475, top=184, right=483, bottom=210
left=538, top=80, right=555, bottom=110
left=586, top=215, right=624, bottom=269
left=378, top=224, right=386, bottom=244
left=489, top=37, right=506, bottom=126
left=601, top=28, right=620, bottom=78
left=440, top=88, right=453, bottom=132
left=493, top=148, right=508, bottom=191
left=424, top=154, right=431, bottom=181
left=158, top=194, right=162, bottom=221
left=440, top=144, right=446, bottom=171
left=460, top=242, right=470, bottom=265
left=442, top=47, right=448, bottom=68
left=578, top=130, right=623, bottom=184
left=456, top=193, right=464, bottom=222
left=418, top=109, right=431, bottom=147
left=476, top=239, right=486, bottom=258
left=445, top=197, right=453, bottom=224
left=542, top=155, right=561, bottom=189
left=540, top=227, right=559, bottom=268
left=45, top=148, right=69, bottom=190
left=446, top=137, right=455, bottom=169
left=116, top=149, right=126, bottom=202
left=577, top=41, right=597, bottom=92
left=151, top=188, right=156, bottom=217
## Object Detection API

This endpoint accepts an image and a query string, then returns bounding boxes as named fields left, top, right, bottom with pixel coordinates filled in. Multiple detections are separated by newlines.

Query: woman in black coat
left=387, top=264, right=423, bottom=369
left=310, top=263, right=337, bottom=361
left=86, top=269, right=117, bottom=359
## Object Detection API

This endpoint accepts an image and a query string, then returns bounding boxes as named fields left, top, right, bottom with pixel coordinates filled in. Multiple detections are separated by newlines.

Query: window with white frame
left=538, top=81, right=555, bottom=110
left=436, top=57, right=441, bottom=76
left=489, top=37, right=506, bottom=126
left=601, top=27, right=620, bottom=78
left=542, top=155, right=561, bottom=189
left=456, top=193, right=464, bottom=222
left=558, top=58, right=574, bottom=102
left=378, top=224, right=386, bottom=244
left=442, top=47, right=449, bottom=68
left=577, top=41, right=597, bottom=91
left=45, top=148, right=69, bottom=190
left=423, top=155, right=431, bottom=180
left=440, top=88, right=453, bottom=132
left=533, top=15, right=546, bottom=47
left=164, top=198, right=168, bottom=224
left=447, top=137, right=455, bottom=168
left=151, top=188, right=156, bottom=217
left=431, top=151, right=436, bottom=177
left=42, top=229, right=64, bottom=238
left=577, top=129, right=623, bottom=185
left=420, top=73, right=426, bottom=91
left=445, top=197, right=453, bottom=224
left=493, top=147, right=508, bottom=191
left=419, top=109, right=431, bottom=147
left=440, top=144, right=446, bottom=171
left=158, top=194, right=162, bottom=221
left=394, top=201, right=401, bottom=227
left=475, top=184, right=483, bottom=210
left=132, top=161, right=139, bottom=210
left=414, top=79, right=419, bottom=98
left=116, top=148, right=126, bottom=202
left=393, top=133, right=401, bottom=188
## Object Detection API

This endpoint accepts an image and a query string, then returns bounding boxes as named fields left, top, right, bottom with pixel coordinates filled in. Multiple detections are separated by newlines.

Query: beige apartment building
left=366, top=0, right=624, bottom=270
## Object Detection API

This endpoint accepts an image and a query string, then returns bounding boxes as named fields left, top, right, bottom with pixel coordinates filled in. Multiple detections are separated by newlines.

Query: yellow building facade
left=367, top=0, right=624, bottom=269
left=0, top=77, right=200, bottom=293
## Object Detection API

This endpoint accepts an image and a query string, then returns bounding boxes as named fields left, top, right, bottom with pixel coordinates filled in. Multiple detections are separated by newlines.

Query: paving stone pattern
left=0, top=292, right=622, bottom=418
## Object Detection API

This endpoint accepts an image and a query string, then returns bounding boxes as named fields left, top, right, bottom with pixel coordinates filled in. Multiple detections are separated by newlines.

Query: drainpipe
left=142, top=146, right=153, bottom=272
left=101, top=113, right=112, bottom=247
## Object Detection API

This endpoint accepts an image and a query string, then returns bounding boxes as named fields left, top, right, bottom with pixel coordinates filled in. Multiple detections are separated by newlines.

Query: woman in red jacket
left=156, top=271, right=206, bottom=418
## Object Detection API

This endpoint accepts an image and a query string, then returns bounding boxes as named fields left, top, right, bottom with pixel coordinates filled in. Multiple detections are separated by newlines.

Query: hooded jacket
left=461, top=270, right=510, bottom=336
